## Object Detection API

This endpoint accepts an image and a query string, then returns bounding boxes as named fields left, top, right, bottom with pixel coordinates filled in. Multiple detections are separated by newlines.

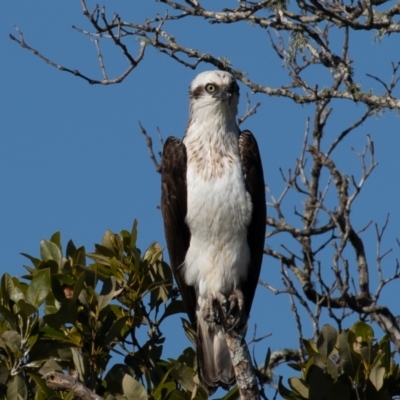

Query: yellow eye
left=205, top=83, right=216, bottom=93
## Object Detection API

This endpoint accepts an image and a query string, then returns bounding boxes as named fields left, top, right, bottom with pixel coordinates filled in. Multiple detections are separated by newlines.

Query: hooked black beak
left=212, top=88, right=232, bottom=103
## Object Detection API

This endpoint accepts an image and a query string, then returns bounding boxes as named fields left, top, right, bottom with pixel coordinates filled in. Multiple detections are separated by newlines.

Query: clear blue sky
left=1, top=1, right=400, bottom=398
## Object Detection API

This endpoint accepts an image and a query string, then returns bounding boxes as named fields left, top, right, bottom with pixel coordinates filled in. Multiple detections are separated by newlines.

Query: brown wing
left=238, top=130, right=266, bottom=318
left=161, top=137, right=197, bottom=326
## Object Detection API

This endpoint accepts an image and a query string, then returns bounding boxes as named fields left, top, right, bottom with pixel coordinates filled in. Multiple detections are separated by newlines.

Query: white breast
left=183, top=126, right=253, bottom=301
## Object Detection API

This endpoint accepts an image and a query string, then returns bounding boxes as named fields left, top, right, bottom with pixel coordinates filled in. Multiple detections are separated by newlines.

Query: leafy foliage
left=0, top=222, right=210, bottom=400
left=2, top=223, right=400, bottom=399
left=279, top=323, right=400, bottom=400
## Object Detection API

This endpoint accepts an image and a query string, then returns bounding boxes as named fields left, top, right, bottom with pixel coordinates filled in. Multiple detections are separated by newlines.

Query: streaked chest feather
left=185, top=135, right=236, bottom=179
left=183, top=125, right=253, bottom=298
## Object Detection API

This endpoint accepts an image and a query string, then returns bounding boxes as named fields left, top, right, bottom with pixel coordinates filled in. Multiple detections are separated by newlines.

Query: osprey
left=161, top=70, right=266, bottom=393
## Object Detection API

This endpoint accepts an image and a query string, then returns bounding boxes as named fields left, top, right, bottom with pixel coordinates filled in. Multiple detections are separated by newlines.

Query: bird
left=161, top=70, right=266, bottom=394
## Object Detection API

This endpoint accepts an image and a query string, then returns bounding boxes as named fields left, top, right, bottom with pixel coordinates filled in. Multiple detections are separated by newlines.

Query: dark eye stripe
left=190, top=85, right=205, bottom=100
left=189, top=79, right=239, bottom=100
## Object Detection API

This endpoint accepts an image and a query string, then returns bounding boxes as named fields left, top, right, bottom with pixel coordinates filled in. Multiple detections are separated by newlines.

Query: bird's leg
left=223, top=289, right=245, bottom=332
left=201, top=291, right=245, bottom=330
left=201, top=293, right=228, bottom=325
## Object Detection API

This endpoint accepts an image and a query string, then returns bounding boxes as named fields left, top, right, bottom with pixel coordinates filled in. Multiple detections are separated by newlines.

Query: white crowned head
left=189, top=70, right=240, bottom=118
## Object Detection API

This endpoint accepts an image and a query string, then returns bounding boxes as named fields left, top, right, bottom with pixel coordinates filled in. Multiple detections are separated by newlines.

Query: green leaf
left=143, top=242, right=163, bottom=264
left=168, top=360, right=196, bottom=392
left=303, top=339, right=319, bottom=356
left=72, top=246, right=86, bottom=267
left=17, top=299, right=37, bottom=316
left=48, top=276, right=67, bottom=304
left=27, top=333, right=38, bottom=351
left=177, top=347, right=197, bottom=369
left=37, top=259, right=59, bottom=274
left=287, top=363, right=302, bottom=371
left=98, top=277, right=116, bottom=311
left=369, top=363, right=385, bottom=391
left=360, top=344, right=372, bottom=364
left=122, top=374, right=147, bottom=400
left=28, top=372, right=55, bottom=398
left=130, top=219, right=138, bottom=249
left=34, top=390, right=50, bottom=400
left=43, top=301, right=78, bottom=326
left=40, top=240, right=62, bottom=268
left=352, top=321, right=374, bottom=343
left=38, top=359, right=64, bottom=376
left=104, top=316, right=129, bottom=345
left=72, top=272, right=86, bottom=301
left=151, top=364, right=178, bottom=400
left=71, top=348, right=86, bottom=383
left=152, top=381, right=177, bottom=400
left=104, top=364, right=135, bottom=395
left=308, top=364, right=352, bottom=400
left=22, top=264, right=35, bottom=275
left=289, top=377, right=309, bottom=398
left=0, top=305, right=17, bottom=330
left=50, top=232, right=62, bottom=253
left=43, top=306, right=59, bottom=315
left=1, top=330, right=21, bottom=353
left=313, top=354, right=327, bottom=370
left=317, top=324, right=337, bottom=358
left=66, top=239, right=77, bottom=259
left=338, top=331, right=360, bottom=378
left=65, top=389, right=77, bottom=400
left=26, top=268, right=51, bottom=307
left=263, top=347, right=271, bottom=371
left=379, top=335, right=391, bottom=373
left=7, top=375, right=27, bottom=400
left=39, top=326, right=75, bottom=344
left=278, top=376, right=305, bottom=400
left=1, top=273, right=14, bottom=303
left=102, top=230, right=116, bottom=252
left=0, top=359, right=9, bottom=385
left=148, top=261, right=173, bottom=306
left=20, top=253, right=41, bottom=268
left=326, top=357, right=339, bottom=380
left=10, top=286, right=25, bottom=304
left=162, top=390, right=188, bottom=400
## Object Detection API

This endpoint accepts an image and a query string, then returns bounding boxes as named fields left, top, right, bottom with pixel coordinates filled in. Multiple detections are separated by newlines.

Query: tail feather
left=197, top=318, right=235, bottom=394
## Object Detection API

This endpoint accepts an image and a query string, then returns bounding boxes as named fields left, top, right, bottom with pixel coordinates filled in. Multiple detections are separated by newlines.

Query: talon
left=224, top=289, right=245, bottom=331
left=200, top=291, right=246, bottom=330
left=201, top=293, right=227, bottom=324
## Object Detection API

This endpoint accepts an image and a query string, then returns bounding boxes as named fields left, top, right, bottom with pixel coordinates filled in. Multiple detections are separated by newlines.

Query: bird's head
left=189, top=70, right=240, bottom=117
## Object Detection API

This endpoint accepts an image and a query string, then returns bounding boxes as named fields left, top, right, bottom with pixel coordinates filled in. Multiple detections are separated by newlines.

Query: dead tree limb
left=43, top=372, right=104, bottom=400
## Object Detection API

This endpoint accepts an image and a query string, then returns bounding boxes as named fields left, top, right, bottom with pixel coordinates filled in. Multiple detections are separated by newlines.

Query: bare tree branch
left=138, top=122, right=162, bottom=173
left=9, top=20, right=146, bottom=85
left=238, top=93, right=261, bottom=126
left=225, top=327, right=260, bottom=400
left=43, top=372, right=104, bottom=400
left=9, top=1, right=400, bottom=108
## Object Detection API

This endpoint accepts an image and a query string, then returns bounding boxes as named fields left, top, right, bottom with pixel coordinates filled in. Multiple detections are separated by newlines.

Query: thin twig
left=138, top=122, right=162, bottom=173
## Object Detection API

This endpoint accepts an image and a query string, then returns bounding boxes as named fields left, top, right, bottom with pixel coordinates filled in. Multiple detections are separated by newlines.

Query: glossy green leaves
left=280, top=322, right=400, bottom=400
left=0, top=222, right=212, bottom=400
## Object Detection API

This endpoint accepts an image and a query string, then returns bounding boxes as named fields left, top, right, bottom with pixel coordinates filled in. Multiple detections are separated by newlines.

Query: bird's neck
left=185, top=104, right=239, bottom=144
left=184, top=106, right=240, bottom=179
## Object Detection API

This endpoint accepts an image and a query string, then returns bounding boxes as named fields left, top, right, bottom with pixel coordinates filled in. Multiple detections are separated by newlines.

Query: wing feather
left=238, top=130, right=266, bottom=318
left=161, top=137, right=197, bottom=326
